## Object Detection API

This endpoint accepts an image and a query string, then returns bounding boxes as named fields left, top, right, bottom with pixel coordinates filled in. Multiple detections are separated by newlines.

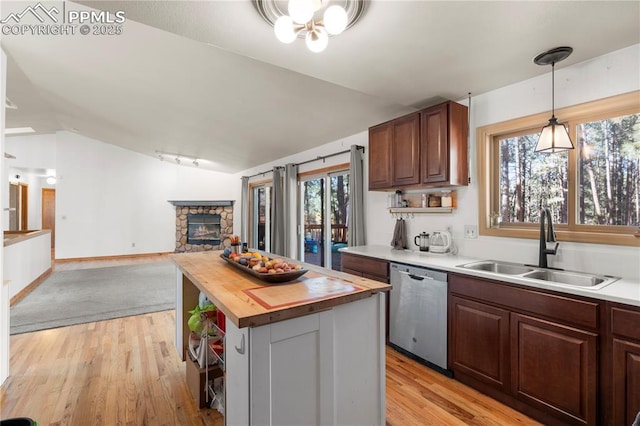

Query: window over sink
left=478, top=91, right=640, bottom=246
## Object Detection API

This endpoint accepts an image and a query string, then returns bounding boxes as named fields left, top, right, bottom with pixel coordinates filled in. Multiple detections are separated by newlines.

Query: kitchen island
left=173, top=250, right=391, bottom=426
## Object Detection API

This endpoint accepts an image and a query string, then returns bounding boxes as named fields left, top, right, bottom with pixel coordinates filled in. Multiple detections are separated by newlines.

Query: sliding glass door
left=251, top=185, right=271, bottom=251
left=300, top=170, right=349, bottom=271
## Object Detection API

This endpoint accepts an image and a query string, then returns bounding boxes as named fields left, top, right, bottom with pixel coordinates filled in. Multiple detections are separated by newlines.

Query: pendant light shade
left=534, top=46, right=574, bottom=153
left=535, top=116, right=573, bottom=153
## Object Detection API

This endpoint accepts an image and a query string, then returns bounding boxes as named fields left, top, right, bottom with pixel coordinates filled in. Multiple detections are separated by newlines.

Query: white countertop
left=340, top=245, right=640, bottom=307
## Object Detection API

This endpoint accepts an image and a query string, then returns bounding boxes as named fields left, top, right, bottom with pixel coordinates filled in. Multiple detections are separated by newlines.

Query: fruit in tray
left=222, top=248, right=303, bottom=274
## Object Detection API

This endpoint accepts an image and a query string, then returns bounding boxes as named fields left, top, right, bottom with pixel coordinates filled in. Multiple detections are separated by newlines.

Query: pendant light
left=534, top=46, right=574, bottom=153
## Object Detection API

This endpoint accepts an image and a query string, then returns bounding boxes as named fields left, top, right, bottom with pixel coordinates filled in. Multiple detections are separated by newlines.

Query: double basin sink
left=459, top=260, right=619, bottom=290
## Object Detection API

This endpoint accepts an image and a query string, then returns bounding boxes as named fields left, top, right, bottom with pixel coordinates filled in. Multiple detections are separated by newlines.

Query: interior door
left=42, top=188, right=55, bottom=248
left=20, top=184, right=28, bottom=230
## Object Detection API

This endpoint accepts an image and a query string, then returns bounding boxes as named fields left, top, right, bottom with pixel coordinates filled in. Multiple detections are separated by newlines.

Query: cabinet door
left=612, top=338, right=640, bottom=425
left=511, top=313, right=597, bottom=425
left=392, top=112, right=420, bottom=186
left=225, top=319, right=250, bottom=425
left=421, top=103, right=449, bottom=184
left=250, top=312, right=335, bottom=425
left=449, top=296, right=510, bottom=391
left=368, top=123, right=393, bottom=190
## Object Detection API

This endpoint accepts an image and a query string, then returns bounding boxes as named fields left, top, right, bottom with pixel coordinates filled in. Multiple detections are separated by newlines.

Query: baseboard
left=10, top=267, right=53, bottom=306
left=55, top=252, right=173, bottom=263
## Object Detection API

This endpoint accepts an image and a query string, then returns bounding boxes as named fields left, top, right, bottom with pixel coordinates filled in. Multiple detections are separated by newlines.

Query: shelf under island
left=172, top=250, right=391, bottom=426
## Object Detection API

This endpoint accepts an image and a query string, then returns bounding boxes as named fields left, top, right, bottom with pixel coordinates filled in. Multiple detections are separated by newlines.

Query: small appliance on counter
left=429, top=231, right=452, bottom=253
left=414, top=232, right=430, bottom=252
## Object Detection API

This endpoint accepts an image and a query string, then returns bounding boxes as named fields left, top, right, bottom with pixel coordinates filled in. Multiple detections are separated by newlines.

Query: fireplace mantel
left=168, top=200, right=234, bottom=207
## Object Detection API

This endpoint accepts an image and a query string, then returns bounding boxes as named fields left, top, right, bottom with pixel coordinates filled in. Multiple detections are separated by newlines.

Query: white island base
left=225, top=294, right=386, bottom=426
left=175, top=263, right=387, bottom=426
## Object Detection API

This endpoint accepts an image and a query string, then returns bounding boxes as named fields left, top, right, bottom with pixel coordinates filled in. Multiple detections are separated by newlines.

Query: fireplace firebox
left=187, top=214, right=221, bottom=245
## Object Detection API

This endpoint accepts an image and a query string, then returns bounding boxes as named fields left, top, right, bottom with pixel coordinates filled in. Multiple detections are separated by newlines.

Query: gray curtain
left=347, top=145, right=366, bottom=246
left=284, top=163, right=299, bottom=259
left=271, top=166, right=285, bottom=255
left=240, top=176, right=249, bottom=244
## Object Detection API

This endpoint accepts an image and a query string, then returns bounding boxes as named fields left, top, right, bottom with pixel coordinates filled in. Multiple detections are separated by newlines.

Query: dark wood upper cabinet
left=368, top=122, right=393, bottom=189
left=392, top=113, right=420, bottom=186
left=421, top=101, right=468, bottom=186
left=368, top=101, right=468, bottom=191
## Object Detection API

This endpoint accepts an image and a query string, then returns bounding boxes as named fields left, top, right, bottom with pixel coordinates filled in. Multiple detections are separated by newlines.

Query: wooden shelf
left=388, top=207, right=455, bottom=214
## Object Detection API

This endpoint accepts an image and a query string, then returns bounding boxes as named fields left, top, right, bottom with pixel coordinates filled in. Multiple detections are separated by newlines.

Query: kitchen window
left=477, top=91, right=640, bottom=246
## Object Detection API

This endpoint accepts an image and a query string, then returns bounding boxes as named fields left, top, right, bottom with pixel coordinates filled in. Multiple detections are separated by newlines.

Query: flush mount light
left=534, top=46, right=574, bottom=153
left=46, top=176, right=56, bottom=185
left=254, top=0, right=366, bottom=53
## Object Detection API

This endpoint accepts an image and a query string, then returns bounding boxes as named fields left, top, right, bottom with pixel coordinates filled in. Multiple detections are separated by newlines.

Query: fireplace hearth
left=169, top=200, right=234, bottom=253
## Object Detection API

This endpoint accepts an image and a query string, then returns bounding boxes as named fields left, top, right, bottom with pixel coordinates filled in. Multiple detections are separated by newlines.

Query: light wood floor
left=1, top=256, right=540, bottom=425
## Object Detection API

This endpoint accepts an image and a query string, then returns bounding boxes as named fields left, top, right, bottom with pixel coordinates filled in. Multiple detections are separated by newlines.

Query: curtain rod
left=244, top=145, right=365, bottom=179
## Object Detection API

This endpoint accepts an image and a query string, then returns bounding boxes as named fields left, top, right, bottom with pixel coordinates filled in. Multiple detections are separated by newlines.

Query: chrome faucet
left=539, top=207, right=559, bottom=268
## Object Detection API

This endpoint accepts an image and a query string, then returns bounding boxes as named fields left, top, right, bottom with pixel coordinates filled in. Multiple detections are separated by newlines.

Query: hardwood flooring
left=1, top=255, right=540, bottom=425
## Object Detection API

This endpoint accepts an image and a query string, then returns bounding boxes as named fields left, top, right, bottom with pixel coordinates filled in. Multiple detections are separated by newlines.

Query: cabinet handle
left=235, top=334, right=245, bottom=354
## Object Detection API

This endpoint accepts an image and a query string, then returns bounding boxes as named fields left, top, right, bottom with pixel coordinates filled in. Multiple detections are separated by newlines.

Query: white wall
left=238, top=44, right=640, bottom=281
left=54, top=131, right=237, bottom=259
left=1, top=48, right=10, bottom=386
left=5, top=134, right=57, bottom=229
left=4, top=232, right=52, bottom=299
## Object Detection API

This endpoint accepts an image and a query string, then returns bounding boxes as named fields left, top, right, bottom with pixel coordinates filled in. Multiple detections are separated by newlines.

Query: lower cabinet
left=449, top=273, right=601, bottom=425
left=449, top=296, right=509, bottom=391
left=341, top=252, right=390, bottom=341
left=510, top=313, right=597, bottom=425
left=610, top=304, right=640, bottom=425
left=225, top=294, right=386, bottom=426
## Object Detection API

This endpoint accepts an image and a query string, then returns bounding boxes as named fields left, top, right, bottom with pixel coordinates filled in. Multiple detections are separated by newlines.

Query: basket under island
left=172, top=250, right=391, bottom=425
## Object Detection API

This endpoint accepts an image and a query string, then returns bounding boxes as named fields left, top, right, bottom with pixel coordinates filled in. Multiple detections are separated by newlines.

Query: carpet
left=10, top=262, right=176, bottom=335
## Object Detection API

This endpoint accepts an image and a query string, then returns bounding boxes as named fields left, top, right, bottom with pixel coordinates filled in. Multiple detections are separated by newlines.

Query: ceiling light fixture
left=254, top=0, right=366, bottom=53
left=4, top=127, right=36, bottom=135
left=46, top=176, right=56, bottom=185
left=155, top=150, right=204, bottom=167
left=5, top=97, right=18, bottom=110
left=534, top=46, right=574, bottom=153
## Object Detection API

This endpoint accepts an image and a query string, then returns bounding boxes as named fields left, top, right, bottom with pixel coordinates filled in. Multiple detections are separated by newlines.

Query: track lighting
left=155, top=150, right=206, bottom=167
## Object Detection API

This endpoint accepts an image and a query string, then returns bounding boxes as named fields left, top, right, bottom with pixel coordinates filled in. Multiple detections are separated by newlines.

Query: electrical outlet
left=132, top=242, right=136, bottom=247
left=464, top=225, right=477, bottom=239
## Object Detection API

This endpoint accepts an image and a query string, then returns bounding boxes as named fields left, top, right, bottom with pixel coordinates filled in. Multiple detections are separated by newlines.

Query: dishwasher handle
left=399, top=270, right=435, bottom=281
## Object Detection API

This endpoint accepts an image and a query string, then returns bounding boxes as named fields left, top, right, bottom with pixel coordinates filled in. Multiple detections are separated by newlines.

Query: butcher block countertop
left=172, top=250, right=391, bottom=328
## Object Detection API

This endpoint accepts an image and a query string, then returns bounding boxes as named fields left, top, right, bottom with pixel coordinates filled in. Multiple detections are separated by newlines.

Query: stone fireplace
left=169, top=200, right=234, bottom=253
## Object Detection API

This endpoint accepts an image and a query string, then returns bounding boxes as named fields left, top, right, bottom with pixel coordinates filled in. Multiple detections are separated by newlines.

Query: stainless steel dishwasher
left=389, top=262, right=451, bottom=376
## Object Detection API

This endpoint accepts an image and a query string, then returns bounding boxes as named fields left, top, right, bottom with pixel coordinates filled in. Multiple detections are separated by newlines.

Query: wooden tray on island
left=219, top=254, right=308, bottom=284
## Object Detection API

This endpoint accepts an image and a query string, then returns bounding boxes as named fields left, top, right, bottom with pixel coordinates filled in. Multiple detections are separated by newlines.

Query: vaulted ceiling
left=2, top=1, right=639, bottom=172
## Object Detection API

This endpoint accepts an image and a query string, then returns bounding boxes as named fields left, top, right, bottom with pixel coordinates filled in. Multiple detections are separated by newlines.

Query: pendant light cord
left=551, top=62, right=555, bottom=118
